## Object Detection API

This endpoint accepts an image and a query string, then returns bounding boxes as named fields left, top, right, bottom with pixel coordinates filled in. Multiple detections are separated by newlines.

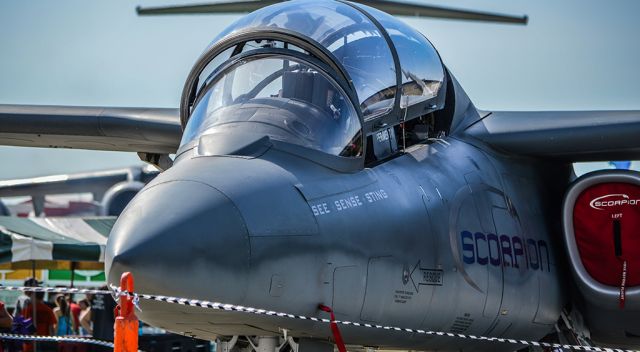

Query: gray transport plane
left=1, top=1, right=640, bottom=351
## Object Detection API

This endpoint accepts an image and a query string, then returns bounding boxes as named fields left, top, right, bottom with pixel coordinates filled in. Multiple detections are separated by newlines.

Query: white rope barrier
left=0, top=285, right=635, bottom=352
left=0, top=333, right=114, bottom=347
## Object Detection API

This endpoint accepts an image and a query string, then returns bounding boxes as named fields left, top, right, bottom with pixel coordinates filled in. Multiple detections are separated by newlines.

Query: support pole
left=31, top=260, right=37, bottom=352
left=114, top=272, right=138, bottom=352
left=70, top=262, right=76, bottom=288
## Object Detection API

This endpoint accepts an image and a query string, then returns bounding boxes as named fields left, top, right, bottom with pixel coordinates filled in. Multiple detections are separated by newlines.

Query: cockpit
left=181, top=56, right=362, bottom=157
left=179, top=0, right=448, bottom=170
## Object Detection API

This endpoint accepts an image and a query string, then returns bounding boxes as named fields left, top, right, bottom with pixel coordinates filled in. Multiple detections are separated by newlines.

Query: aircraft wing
left=0, top=104, right=181, bottom=154
left=462, top=110, right=640, bottom=161
left=136, top=0, right=528, bottom=25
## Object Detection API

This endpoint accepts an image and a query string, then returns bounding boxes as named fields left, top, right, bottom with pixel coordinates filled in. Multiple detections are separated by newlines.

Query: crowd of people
left=0, top=278, right=116, bottom=352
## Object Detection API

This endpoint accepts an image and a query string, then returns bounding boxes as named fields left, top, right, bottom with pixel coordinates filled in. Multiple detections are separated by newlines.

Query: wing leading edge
left=135, top=0, right=528, bottom=25
left=462, top=110, right=640, bottom=162
left=0, top=104, right=181, bottom=154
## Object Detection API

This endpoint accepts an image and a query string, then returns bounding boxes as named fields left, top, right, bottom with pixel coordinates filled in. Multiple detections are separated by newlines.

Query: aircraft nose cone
left=105, top=180, right=249, bottom=303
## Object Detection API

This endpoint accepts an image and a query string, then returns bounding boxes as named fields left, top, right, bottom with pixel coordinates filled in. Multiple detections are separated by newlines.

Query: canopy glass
left=210, top=0, right=397, bottom=118
left=181, top=56, right=363, bottom=157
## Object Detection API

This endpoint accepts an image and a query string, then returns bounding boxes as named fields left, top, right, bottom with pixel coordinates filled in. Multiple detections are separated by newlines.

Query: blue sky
left=0, top=0, right=639, bottom=179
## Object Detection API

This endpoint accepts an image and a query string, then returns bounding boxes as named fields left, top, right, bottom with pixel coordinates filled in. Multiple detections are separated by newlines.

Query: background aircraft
left=0, top=165, right=159, bottom=216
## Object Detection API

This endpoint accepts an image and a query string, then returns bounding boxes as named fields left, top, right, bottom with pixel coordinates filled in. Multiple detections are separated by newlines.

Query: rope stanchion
left=0, top=284, right=637, bottom=352
left=114, top=272, right=139, bottom=352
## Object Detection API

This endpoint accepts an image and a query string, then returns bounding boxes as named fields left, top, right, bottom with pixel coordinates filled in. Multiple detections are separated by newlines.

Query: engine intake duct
left=562, top=170, right=640, bottom=346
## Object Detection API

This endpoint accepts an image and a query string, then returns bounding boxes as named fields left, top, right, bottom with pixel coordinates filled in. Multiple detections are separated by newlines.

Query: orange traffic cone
left=114, top=272, right=139, bottom=352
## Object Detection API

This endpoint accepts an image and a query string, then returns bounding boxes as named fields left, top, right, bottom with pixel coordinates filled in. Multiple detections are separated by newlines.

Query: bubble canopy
left=180, top=0, right=446, bottom=160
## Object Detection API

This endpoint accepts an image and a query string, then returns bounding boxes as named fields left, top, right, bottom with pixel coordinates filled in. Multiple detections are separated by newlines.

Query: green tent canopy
left=0, top=216, right=115, bottom=270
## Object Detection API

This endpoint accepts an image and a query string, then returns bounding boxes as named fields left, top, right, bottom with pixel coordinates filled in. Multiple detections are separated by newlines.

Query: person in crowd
left=78, top=299, right=92, bottom=336
left=0, top=300, right=13, bottom=329
left=53, top=294, right=75, bottom=336
left=0, top=300, right=13, bottom=352
left=89, top=286, right=116, bottom=352
left=23, top=290, right=57, bottom=352
left=45, top=293, right=57, bottom=310
left=67, top=295, right=81, bottom=335
left=13, top=277, right=39, bottom=317
left=55, top=294, right=81, bottom=352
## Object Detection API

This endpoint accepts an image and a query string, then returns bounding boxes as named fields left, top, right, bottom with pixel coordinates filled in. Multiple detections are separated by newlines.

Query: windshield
left=181, top=56, right=363, bottom=158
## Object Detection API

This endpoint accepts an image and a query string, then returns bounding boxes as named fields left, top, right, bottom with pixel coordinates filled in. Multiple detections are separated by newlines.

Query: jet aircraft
left=0, top=1, right=639, bottom=351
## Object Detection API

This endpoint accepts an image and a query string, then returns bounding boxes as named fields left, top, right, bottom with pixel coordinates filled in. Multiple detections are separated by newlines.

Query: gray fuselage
left=106, top=135, right=570, bottom=351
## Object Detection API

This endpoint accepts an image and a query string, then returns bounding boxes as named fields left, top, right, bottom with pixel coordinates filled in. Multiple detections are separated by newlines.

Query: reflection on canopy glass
left=211, top=0, right=397, bottom=118
left=358, top=4, right=445, bottom=109
left=181, top=56, right=363, bottom=158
